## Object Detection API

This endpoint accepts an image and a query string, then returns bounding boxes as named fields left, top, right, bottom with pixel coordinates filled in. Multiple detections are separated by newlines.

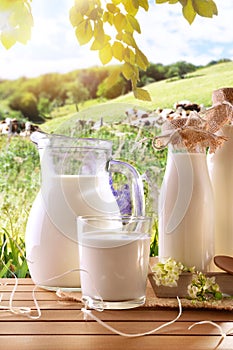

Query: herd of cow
left=124, top=100, right=206, bottom=128
left=0, top=100, right=204, bottom=138
left=0, top=117, right=39, bottom=137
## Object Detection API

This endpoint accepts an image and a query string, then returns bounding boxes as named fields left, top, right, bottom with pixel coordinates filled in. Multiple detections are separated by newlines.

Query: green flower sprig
left=152, top=258, right=222, bottom=301
left=187, top=272, right=222, bottom=301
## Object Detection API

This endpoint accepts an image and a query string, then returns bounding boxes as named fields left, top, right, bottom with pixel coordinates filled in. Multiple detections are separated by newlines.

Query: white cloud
left=136, top=0, right=233, bottom=65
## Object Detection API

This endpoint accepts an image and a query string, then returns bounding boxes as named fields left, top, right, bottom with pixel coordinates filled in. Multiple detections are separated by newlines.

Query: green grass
left=42, top=62, right=233, bottom=133
left=0, top=136, right=40, bottom=277
left=116, top=62, right=233, bottom=107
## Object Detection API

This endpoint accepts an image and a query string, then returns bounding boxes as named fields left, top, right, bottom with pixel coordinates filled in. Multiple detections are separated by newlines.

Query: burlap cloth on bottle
left=56, top=278, right=233, bottom=311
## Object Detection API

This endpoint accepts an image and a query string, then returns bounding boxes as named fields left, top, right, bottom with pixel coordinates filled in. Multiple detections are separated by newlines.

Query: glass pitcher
left=25, top=132, right=145, bottom=290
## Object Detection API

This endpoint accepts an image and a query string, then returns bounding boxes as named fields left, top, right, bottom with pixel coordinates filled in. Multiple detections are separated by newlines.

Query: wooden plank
left=0, top=284, right=45, bottom=292
left=0, top=299, right=82, bottom=309
left=0, top=291, right=62, bottom=301
left=0, top=335, right=232, bottom=350
left=0, top=308, right=232, bottom=323
left=0, top=278, right=34, bottom=285
left=0, top=320, right=233, bottom=336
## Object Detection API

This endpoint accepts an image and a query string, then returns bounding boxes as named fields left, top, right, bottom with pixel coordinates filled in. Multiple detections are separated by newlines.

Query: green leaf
left=135, top=48, right=149, bottom=70
left=105, top=68, right=121, bottom=88
left=112, top=0, right=122, bottom=4
left=179, top=0, right=188, bottom=6
left=192, top=0, right=218, bottom=18
left=0, top=260, right=12, bottom=278
left=1, top=31, right=17, bottom=49
left=0, top=0, right=33, bottom=49
left=15, top=25, right=32, bottom=45
left=127, top=14, right=141, bottom=33
left=138, top=0, right=149, bottom=11
left=90, top=38, right=104, bottom=50
left=123, top=47, right=135, bottom=64
left=91, top=34, right=110, bottom=50
left=113, top=13, right=127, bottom=32
left=134, top=87, right=151, bottom=101
left=103, top=11, right=114, bottom=24
left=69, top=6, right=83, bottom=27
left=122, top=62, right=136, bottom=80
left=122, top=32, right=137, bottom=48
left=106, top=3, right=120, bottom=14
left=74, top=0, right=89, bottom=16
left=156, top=0, right=170, bottom=3
left=99, top=43, right=112, bottom=64
left=132, top=0, right=139, bottom=8
left=112, top=41, right=125, bottom=61
left=75, top=19, right=93, bottom=45
left=94, top=21, right=105, bottom=42
left=88, top=8, right=100, bottom=20
left=182, top=0, right=196, bottom=24
left=123, top=0, right=138, bottom=15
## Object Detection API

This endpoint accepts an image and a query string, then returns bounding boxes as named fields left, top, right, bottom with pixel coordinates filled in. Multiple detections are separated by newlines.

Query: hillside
left=43, top=62, right=233, bottom=133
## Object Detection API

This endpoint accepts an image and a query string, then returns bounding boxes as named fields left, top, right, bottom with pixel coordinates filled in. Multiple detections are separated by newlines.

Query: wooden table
left=0, top=278, right=233, bottom=350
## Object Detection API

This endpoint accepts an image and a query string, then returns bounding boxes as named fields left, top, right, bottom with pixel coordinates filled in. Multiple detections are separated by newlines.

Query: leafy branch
left=69, top=0, right=218, bottom=100
left=0, top=0, right=218, bottom=100
left=0, top=0, right=33, bottom=49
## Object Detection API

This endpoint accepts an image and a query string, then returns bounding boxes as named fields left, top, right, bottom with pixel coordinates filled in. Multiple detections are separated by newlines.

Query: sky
left=0, top=0, right=232, bottom=80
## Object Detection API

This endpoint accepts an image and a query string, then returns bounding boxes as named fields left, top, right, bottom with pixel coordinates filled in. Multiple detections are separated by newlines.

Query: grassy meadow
left=0, top=61, right=232, bottom=277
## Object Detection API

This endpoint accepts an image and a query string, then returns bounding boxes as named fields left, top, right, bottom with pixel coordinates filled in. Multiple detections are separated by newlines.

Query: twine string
left=0, top=264, right=232, bottom=344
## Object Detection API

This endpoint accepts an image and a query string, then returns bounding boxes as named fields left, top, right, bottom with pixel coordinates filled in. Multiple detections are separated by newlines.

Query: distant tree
left=166, top=61, right=196, bottom=79
left=207, top=58, right=232, bottom=66
left=65, top=82, right=90, bottom=111
left=9, top=92, right=44, bottom=123
left=38, top=74, right=65, bottom=103
left=77, top=68, right=109, bottom=98
left=37, top=95, right=53, bottom=118
left=139, top=63, right=168, bottom=86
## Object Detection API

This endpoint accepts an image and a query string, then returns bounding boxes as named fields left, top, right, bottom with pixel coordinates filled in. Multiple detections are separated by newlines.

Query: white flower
left=187, top=284, right=199, bottom=299
left=152, top=258, right=222, bottom=301
left=152, top=258, right=183, bottom=288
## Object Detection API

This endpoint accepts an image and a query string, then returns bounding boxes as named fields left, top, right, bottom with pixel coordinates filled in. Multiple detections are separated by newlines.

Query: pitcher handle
left=108, top=159, right=145, bottom=216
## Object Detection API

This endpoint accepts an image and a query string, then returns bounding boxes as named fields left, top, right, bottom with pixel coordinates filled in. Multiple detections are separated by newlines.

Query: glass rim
left=77, top=215, right=152, bottom=221
left=36, top=133, right=113, bottom=151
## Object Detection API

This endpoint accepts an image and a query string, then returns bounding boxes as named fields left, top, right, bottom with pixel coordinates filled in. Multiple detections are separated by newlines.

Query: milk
left=79, top=232, right=150, bottom=303
left=25, top=175, right=120, bottom=289
left=158, top=151, right=214, bottom=272
left=208, top=125, right=233, bottom=257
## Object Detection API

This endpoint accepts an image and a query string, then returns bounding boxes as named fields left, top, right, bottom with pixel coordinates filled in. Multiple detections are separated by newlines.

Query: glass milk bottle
left=207, top=87, right=233, bottom=257
left=159, top=146, right=214, bottom=272
left=208, top=124, right=233, bottom=257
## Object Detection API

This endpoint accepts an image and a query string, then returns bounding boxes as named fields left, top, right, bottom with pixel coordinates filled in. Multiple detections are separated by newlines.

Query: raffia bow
left=152, top=101, right=233, bottom=153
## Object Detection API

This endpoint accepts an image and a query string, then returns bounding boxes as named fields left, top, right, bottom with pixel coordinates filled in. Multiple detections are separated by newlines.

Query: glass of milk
left=77, top=215, right=152, bottom=310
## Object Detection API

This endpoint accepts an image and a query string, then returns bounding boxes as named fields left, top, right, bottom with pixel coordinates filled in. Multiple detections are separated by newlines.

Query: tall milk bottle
left=207, top=88, right=233, bottom=258
left=159, top=148, right=214, bottom=272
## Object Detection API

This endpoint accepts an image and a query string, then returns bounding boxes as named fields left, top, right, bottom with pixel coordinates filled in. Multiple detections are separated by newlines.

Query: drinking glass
left=77, top=215, right=152, bottom=309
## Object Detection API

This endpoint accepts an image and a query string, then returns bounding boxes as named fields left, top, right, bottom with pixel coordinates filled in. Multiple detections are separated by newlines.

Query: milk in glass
left=79, top=232, right=150, bottom=306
